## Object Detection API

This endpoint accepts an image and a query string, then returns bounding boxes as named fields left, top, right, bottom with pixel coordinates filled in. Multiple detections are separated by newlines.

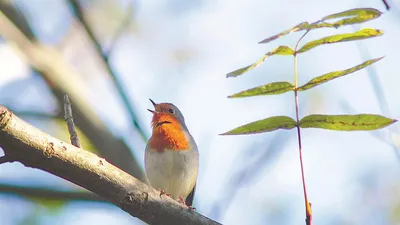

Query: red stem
left=294, top=89, right=312, bottom=225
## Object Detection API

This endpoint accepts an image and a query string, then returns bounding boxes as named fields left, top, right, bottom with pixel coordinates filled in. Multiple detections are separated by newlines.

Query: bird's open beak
left=148, top=99, right=157, bottom=114
left=149, top=99, right=157, bottom=107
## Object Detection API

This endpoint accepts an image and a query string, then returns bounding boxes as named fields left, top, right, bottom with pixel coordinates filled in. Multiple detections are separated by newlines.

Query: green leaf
left=259, top=22, right=310, bottom=44
left=309, top=8, right=382, bottom=29
left=298, top=57, right=384, bottom=91
left=257, top=8, right=382, bottom=45
left=297, top=28, right=383, bottom=53
left=220, top=116, right=297, bottom=135
left=228, top=82, right=294, bottom=98
left=227, top=46, right=294, bottom=78
left=258, top=8, right=381, bottom=45
left=322, top=8, right=382, bottom=24
left=299, top=114, right=397, bottom=131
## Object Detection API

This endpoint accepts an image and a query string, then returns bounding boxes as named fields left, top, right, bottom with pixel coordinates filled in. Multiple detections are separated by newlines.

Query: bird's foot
left=159, top=190, right=172, bottom=198
left=177, top=196, right=185, bottom=204
left=177, top=196, right=196, bottom=211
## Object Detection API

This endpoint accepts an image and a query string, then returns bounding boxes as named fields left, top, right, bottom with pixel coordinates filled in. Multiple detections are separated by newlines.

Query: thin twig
left=105, top=2, right=134, bottom=57
left=294, top=29, right=312, bottom=225
left=382, top=0, right=390, bottom=10
left=64, top=94, right=81, bottom=148
left=67, top=0, right=148, bottom=141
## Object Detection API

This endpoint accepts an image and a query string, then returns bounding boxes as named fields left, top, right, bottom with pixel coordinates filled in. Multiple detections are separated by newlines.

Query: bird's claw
left=177, top=196, right=196, bottom=211
left=177, top=196, right=185, bottom=204
left=159, top=190, right=172, bottom=198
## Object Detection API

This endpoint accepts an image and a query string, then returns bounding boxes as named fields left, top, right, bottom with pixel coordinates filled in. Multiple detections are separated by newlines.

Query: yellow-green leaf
left=322, top=8, right=382, bottom=24
left=227, top=46, right=294, bottom=78
left=298, top=57, right=384, bottom=91
left=297, top=28, right=383, bottom=53
left=309, top=8, right=382, bottom=29
left=259, top=22, right=310, bottom=44
left=257, top=8, right=382, bottom=45
left=220, top=116, right=296, bottom=135
left=229, top=82, right=294, bottom=98
left=299, top=114, right=397, bottom=131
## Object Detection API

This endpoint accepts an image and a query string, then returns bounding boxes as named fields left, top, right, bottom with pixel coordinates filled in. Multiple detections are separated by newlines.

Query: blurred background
left=1, top=0, right=400, bottom=224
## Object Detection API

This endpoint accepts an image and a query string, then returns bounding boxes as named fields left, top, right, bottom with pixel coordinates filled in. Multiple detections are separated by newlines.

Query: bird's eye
left=168, top=108, right=175, bottom=114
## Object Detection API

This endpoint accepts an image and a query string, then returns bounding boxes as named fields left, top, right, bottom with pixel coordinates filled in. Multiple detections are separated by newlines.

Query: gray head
left=148, top=99, right=186, bottom=127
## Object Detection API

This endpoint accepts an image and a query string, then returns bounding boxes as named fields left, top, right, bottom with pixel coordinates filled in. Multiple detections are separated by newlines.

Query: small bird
left=145, top=99, right=199, bottom=207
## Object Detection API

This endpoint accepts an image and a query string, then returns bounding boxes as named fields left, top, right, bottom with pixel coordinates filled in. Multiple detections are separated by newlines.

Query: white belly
left=145, top=148, right=199, bottom=200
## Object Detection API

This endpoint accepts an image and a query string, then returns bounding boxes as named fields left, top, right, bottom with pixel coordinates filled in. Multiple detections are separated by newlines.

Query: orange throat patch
left=149, top=113, right=189, bottom=152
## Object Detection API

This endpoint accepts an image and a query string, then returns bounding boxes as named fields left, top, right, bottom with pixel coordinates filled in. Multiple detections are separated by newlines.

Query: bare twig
left=0, top=183, right=105, bottom=203
left=67, top=0, right=148, bottom=141
left=0, top=105, right=221, bottom=225
left=382, top=0, right=390, bottom=10
left=64, top=94, right=81, bottom=148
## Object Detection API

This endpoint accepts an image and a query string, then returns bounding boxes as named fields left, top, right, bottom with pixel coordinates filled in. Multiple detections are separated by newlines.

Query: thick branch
left=0, top=183, right=105, bottom=203
left=0, top=105, right=220, bottom=225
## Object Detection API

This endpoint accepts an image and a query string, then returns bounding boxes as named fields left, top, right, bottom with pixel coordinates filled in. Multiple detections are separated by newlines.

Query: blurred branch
left=0, top=183, right=105, bottom=203
left=0, top=4, right=145, bottom=181
left=105, top=2, right=133, bottom=56
left=353, top=32, right=400, bottom=163
left=0, top=105, right=221, bottom=225
left=68, top=0, right=148, bottom=141
left=211, top=131, right=292, bottom=221
left=64, top=94, right=81, bottom=148
left=11, top=111, right=58, bottom=120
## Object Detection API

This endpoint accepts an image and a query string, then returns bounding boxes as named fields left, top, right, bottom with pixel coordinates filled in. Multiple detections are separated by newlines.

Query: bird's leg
left=159, top=189, right=172, bottom=198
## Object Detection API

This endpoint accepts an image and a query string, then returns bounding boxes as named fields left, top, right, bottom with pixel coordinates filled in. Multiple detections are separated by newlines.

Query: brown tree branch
left=0, top=105, right=221, bottom=225
left=0, top=183, right=105, bottom=203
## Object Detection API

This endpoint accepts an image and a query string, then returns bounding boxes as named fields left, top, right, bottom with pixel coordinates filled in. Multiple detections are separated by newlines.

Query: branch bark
left=0, top=105, right=221, bottom=225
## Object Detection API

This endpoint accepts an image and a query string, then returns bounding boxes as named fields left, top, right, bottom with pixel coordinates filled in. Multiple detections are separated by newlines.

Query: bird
left=145, top=99, right=199, bottom=207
